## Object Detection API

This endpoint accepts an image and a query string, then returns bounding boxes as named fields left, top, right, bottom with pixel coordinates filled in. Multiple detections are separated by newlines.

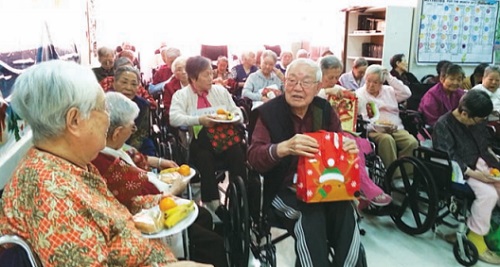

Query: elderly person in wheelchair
left=0, top=60, right=210, bottom=267
left=433, top=90, right=500, bottom=264
left=356, top=64, right=419, bottom=169
left=92, top=92, right=227, bottom=267
left=248, top=58, right=363, bottom=266
left=170, top=56, right=247, bottom=216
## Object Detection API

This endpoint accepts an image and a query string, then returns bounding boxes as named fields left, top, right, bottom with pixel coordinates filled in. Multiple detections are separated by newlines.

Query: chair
left=0, top=235, right=41, bottom=267
left=263, top=45, right=281, bottom=57
left=200, top=45, right=228, bottom=62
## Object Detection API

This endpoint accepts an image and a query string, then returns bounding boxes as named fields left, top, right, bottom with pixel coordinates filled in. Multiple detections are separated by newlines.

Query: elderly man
left=339, top=57, right=368, bottom=90
left=248, top=58, right=363, bottom=266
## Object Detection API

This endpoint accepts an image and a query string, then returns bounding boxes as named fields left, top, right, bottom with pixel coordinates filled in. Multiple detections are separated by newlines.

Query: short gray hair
left=353, top=57, right=368, bottom=69
left=113, top=57, right=132, bottom=70
left=365, top=64, right=385, bottom=83
left=319, top=55, right=343, bottom=73
left=484, top=65, right=500, bottom=77
left=11, top=60, right=103, bottom=143
left=114, top=65, right=140, bottom=81
left=162, top=47, right=181, bottom=58
left=261, top=50, right=278, bottom=63
left=105, top=92, right=139, bottom=135
left=286, top=58, right=322, bottom=82
left=171, top=56, right=187, bottom=71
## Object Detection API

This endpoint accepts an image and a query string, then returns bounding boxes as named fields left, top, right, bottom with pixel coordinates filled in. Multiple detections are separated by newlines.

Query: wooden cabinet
left=342, top=6, right=414, bottom=72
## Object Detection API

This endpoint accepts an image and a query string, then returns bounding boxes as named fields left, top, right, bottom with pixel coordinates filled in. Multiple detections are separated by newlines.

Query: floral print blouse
left=0, top=148, right=176, bottom=266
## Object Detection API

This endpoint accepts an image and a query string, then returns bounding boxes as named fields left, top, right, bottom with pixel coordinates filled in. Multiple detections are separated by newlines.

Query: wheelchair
left=355, top=109, right=478, bottom=266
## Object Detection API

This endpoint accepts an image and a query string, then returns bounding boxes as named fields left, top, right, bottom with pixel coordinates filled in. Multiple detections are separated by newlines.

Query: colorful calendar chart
left=417, top=0, right=499, bottom=64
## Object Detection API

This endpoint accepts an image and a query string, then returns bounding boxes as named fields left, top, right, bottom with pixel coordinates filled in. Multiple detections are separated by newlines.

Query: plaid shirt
left=0, top=148, right=176, bottom=266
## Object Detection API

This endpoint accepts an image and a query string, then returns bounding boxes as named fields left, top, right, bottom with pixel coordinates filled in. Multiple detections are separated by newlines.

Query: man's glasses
left=285, top=78, right=318, bottom=89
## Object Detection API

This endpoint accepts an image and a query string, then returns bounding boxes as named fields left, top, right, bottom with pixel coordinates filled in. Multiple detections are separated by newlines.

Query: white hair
left=286, top=58, right=322, bottom=82
left=171, top=56, right=187, bottom=71
left=105, top=92, right=139, bottom=135
left=261, top=50, right=278, bottom=63
left=10, top=60, right=103, bottom=143
left=365, top=64, right=386, bottom=83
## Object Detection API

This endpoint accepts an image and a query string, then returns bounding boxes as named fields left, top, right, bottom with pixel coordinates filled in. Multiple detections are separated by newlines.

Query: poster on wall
left=416, top=0, right=499, bottom=65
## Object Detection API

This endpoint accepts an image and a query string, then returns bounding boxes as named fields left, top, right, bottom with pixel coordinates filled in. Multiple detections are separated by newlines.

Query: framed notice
left=416, top=0, right=499, bottom=64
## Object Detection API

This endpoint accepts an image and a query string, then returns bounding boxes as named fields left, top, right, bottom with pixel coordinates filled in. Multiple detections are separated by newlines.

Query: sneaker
left=479, top=250, right=500, bottom=264
left=370, top=193, right=392, bottom=206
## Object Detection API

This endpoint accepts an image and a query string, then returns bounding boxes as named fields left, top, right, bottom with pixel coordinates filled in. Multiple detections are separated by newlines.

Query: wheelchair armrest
left=414, top=146, right=451, bottom=162
left=0, top=235, right=41, bottom=267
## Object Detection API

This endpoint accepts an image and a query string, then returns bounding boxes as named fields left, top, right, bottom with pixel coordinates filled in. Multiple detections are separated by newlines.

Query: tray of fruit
left=490, top=168, right=500, bottom=180
left=135, top=197, right=199, bottom=238
left=149, top=164, right=196, bottom=192
left=208, top=108, right=240, bottom=123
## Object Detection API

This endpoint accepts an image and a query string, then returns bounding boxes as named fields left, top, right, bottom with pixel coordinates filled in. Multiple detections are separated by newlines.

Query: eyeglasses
left=285, top=78, right=318, bottom=89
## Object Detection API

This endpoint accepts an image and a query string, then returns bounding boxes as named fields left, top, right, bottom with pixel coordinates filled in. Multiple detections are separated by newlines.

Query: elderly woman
left=229, top=51, right=258, bottom=96
left=356, top=64, right=418, bottom=169
left=242, top=50, right=284, bottom=108
left=92, top=92, right=179, bottom=211
left=317, top=56, right=392, bottom=207
left=389, top=53, right=419, bottom=86
left=113, top=65, right=156, bottom=156
left=248, top=58, right=362, bottom=266
left=419, top=63, right=466, bottom=127
left=212, top=55, right=230, bottom=85
left=433, top=90, right=500, bottom=264
left=0, top=60, right=211, bottom=267
left=163, top=56, right=189, bottom=126
left=339, top=57, right=368, bottom=90
left=92, top=92, right=227, bottom=267
left=170, top=56, right=247, bottom=214
left=100, top=57, right=157, bottom=109
left=275, top=50, right=294, bottom=74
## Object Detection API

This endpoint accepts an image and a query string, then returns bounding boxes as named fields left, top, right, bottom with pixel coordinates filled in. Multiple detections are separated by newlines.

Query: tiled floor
left=273, top=212, right=494, bottom=267
left=215, top=176, right=494, bottom=267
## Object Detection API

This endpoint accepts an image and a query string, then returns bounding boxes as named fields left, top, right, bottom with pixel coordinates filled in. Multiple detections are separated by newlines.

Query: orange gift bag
left=296, top=131, right=361, bottom=203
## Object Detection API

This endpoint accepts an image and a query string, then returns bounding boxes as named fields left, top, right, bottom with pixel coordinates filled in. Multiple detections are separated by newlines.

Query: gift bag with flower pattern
left=205, top=123, right=242, bottom=153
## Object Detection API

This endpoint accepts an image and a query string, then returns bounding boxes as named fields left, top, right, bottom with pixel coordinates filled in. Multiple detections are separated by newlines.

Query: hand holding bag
left=296, top=131, right=361, bottom=203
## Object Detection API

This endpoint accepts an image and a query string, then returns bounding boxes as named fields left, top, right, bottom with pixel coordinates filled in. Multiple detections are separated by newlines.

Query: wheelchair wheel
left=223, top=175, right=250, bottom=267
left=453, top=238, right=478, bottom=266
left=385, top=156, right=438, bottom=235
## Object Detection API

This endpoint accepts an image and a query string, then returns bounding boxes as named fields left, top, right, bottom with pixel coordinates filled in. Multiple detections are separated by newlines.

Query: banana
left=160, top=167, right=179, bottom=174
left=164, top=201, right=195, bottom=228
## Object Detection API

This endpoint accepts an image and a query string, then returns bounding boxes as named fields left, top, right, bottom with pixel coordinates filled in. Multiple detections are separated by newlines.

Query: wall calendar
left=417, top=0, right=499, bottom=64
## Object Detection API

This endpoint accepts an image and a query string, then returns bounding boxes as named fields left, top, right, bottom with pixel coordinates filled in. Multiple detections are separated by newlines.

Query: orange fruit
left=216, top=108, right=227, bottom=115
left=159, top=197, right=177, bottom=212
left=178, top=164, right=191, bottom=176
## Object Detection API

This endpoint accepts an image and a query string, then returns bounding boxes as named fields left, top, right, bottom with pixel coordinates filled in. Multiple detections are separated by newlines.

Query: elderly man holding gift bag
left=248, top=58, right=363, bottom=267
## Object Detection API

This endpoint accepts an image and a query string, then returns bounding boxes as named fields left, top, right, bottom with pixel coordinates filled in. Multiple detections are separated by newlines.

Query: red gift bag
left=296, top=131, right=361, bottom=203
left=327, top=91, right=358, bottom=133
